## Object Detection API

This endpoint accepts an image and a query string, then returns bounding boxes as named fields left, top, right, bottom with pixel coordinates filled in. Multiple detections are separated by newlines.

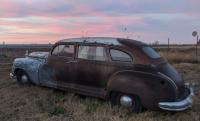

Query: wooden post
left=168, top=38, right=170, bottom=52
left=196, top=35, right=198, bottom=62
left=167, top=38, right=170, bottom=56
left=0, top=42, right=2, bottom=56
left=2, top=41, right=5, bottom=56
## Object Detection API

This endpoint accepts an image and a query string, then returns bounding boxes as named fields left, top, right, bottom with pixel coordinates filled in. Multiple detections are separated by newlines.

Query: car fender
left=13, top=57, right=45, bottom=85
left=106, top=70, right=176, bottom=110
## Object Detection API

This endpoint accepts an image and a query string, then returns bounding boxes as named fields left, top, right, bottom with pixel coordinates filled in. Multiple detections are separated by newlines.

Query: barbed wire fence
left=1, top=37, right=200, bottom=63
left=0, top=41, right=7, bottom=58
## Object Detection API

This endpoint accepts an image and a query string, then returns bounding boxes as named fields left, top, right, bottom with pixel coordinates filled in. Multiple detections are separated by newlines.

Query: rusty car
left=10, top=37, right=194, bottom=113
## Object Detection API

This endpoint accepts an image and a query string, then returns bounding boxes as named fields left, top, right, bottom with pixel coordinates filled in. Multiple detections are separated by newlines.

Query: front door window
left=52, top=44, right=74, bottom=58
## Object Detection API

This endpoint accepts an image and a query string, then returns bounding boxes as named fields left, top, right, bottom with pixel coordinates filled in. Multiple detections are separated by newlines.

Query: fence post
left=168, top=38, right=170, bottom=52
left=167, top=38, right=170, bottom=56
left=2, top=41, right=5, bottom=56
left=196, top=35, right=199, bottom=62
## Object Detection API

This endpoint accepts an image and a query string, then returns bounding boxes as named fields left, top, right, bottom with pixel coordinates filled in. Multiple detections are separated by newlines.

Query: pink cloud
left=0, top=7, right=147, bottom=44
left=0, top=0, right=197, bottom=44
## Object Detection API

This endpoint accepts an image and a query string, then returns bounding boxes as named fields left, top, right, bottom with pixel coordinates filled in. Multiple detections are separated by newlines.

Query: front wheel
left=16, top=70, right=31, bottom=85
left=111, top=92, right=143, bottom=113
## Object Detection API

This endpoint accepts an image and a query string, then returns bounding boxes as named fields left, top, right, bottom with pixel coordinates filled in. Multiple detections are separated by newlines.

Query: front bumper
left=10, top=73, right=16, bottom=79
left=158, top=86, right=194, bottom=111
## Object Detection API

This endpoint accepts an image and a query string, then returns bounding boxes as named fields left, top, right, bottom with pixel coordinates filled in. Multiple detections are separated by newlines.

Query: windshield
left=143, top=46, right=161, bottom=59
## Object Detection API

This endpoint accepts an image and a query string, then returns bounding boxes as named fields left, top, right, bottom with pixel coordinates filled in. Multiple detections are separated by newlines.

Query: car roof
left=58, top=37, right=147, bottom=47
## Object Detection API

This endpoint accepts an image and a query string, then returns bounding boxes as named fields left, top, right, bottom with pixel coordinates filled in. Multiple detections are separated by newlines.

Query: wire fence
left=0, top=44, right=52, bottom=58
left=0, top=43, right=199, bottom=63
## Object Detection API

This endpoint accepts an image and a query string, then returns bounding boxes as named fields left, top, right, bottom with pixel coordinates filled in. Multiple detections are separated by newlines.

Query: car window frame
left=77, top=44, right=107, bottom=62
left=109, top=47, right=133, bottom=63
left=51, top=43, right=76, bottom=59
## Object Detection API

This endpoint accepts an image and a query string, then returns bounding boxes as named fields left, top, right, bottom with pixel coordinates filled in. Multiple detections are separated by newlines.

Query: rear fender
left=106, top=70, right=176, bottom=110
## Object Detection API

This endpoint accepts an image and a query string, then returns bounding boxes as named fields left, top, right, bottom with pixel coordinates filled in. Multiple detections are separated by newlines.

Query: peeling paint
left=14, top=57, right=45, bottom=84
left=29, top=52, right=49, bottom=59
left=13, top=53, right=57, bottom=87
left=39, top=63, right=57, bottom=87
left=60, top=37, right=121, bottom=45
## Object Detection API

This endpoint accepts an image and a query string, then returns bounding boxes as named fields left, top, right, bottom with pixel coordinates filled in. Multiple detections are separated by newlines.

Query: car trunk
left=157, top=62, right=185, bottom=99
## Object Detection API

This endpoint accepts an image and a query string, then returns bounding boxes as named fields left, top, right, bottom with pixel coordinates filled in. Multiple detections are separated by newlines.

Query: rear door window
left=78, top=46, right=106, bottom=61
left=110, top=49, right=132, bottom=62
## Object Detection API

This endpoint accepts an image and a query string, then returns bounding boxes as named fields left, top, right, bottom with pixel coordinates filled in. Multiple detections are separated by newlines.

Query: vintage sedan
left=10, top=37, right=194, bottom=113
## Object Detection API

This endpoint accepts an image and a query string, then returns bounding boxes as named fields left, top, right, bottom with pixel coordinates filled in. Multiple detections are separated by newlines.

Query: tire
left=111, top=92, right=142, bottom=113
left=16, top=70, right=31, bottom=85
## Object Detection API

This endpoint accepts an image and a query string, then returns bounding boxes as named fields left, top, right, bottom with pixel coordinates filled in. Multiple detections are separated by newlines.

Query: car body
left=10, top=37, right=194, bottom=112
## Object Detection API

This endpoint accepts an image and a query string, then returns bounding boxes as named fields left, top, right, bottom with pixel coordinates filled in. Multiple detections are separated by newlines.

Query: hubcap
left=21, top=75, right=28, bottom=83
left=120, top=95, right=133, bottom=108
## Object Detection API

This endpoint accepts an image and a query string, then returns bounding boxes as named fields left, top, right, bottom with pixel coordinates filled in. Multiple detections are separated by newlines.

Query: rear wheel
left=16, top=70, right=31, bottom=85
left=111, top=92, right=142, bottom=113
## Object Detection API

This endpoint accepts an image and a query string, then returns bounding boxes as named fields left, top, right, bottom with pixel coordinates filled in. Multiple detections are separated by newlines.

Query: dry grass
left=157, top=47, right=200, bottom=63
left=0, top=48, right=200, bottom=121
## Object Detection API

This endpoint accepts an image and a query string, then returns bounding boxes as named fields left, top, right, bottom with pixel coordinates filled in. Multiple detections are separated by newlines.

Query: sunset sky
left=0, top=0, right=199, bottom=44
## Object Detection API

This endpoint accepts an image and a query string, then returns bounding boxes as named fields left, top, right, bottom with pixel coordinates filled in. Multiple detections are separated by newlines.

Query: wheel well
left=109, top=91, right=119, bottom=99
left=14, top=68, right=24, bottom=76
left=109, top=90, right=142, bottom=103
left=109, top=90, right=137, bottom=99
left=109, top=90, right=144, bottom=112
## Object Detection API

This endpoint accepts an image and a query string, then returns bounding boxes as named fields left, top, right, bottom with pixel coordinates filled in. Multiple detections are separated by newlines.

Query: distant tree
left=152, top=41, right=159, bottom=45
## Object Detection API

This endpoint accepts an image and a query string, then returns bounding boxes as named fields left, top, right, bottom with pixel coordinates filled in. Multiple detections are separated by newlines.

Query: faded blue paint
left=12, top=52, right=57, bottom=87
left=13, top=57, right=44, bottom=84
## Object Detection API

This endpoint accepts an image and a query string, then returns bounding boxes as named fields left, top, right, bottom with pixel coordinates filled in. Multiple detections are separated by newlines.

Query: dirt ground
left=0, top=57, right=200, bottom=121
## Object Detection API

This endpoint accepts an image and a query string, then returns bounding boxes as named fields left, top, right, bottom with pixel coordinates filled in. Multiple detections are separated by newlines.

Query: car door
left=75, top=45, right=108, bottom=91
left=106, top=48, right=134, bottom=78
left=42, top=44, right=76, bottom=87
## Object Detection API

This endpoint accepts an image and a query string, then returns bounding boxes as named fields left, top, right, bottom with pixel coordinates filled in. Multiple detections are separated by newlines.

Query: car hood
left=28, top=52, right=49, bottom=59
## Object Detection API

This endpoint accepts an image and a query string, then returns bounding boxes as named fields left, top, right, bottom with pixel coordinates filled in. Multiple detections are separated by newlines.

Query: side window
left=78, top=46, right=106, bottom=61
left=110, top=49, right=132, bottom=62
left=52, top=44, right=74, bottom=58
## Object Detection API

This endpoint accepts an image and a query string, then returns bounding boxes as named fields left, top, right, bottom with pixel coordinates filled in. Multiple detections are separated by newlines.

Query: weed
left=49, top=105, right=66, bottom=117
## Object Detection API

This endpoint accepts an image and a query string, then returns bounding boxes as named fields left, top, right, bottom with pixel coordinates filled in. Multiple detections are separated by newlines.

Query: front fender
left=13, top=57, right=45, bottom=84
left=106, top=70, right=176, bottom=110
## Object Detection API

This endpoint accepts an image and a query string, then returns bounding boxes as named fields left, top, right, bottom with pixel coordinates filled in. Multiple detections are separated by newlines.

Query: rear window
left=143, top=46, right=161, bottom=59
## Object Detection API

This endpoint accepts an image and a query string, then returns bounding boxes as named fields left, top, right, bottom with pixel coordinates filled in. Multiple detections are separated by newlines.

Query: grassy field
left=0, top=48, right=200, bottom=121
left=155, top=47, right=200, bottom=64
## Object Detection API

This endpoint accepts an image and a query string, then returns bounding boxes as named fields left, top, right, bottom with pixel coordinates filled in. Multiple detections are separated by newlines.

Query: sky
left=0, top=0, right=200, bottom=44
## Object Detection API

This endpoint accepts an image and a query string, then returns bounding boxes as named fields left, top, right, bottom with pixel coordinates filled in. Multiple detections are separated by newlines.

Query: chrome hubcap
left=120, top=95, right=133, bottom=108
left=21, top=75, right=28, bottom=83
